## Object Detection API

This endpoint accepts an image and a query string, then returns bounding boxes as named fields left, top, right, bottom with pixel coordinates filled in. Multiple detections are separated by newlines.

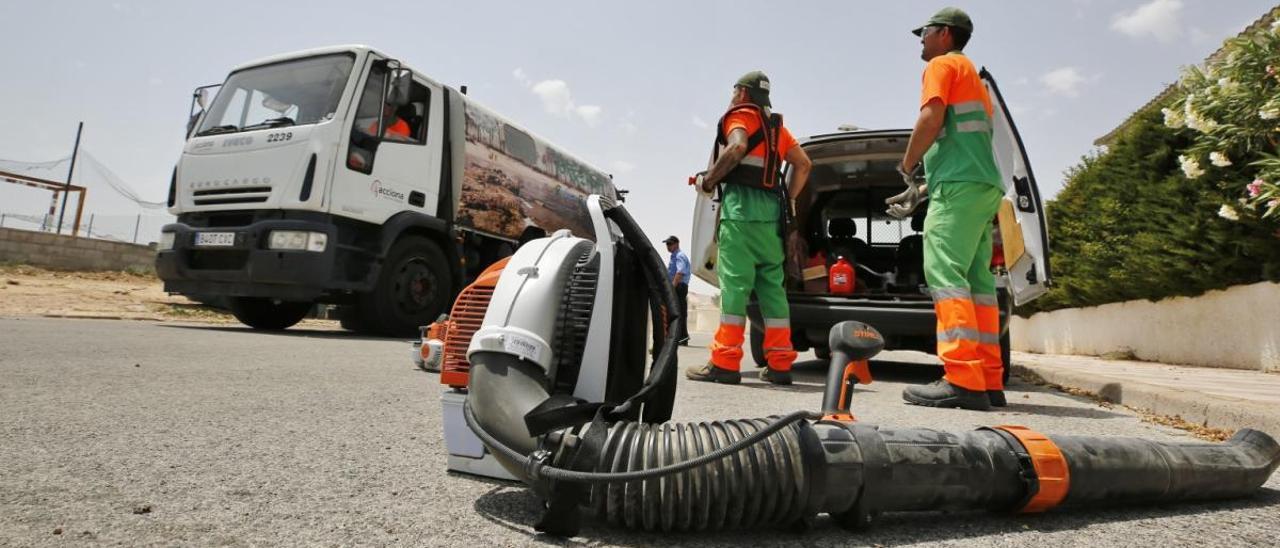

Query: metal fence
left=0, top=211, right=174, bottom=245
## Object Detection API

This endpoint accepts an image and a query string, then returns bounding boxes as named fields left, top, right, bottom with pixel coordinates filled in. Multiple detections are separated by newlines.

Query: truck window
left=347, top=67, right=432, bottom=173
left=502, top=124, right=538, bottom=167
left=196, top=53, right=354, bottom=136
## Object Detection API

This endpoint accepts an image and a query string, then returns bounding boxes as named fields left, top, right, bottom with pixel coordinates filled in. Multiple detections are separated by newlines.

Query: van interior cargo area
left=795, top=147, right=931, bottom=300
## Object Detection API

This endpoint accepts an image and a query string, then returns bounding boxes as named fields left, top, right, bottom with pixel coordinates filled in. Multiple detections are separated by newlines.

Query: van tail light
left=990, top=217, right=1005, bottom=269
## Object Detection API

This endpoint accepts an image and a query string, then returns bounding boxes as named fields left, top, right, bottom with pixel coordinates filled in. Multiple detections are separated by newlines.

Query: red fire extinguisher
left=829, top=256, right=856, bottom=295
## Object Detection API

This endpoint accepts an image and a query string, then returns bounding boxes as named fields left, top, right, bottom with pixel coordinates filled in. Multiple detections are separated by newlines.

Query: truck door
left=982, top=68, right=1053, bottom=306
left=329, top=57, right=442, bottom=224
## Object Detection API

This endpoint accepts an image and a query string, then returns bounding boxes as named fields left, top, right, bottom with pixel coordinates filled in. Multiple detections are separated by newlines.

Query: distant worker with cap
left=888, top=7, right=1006, bottom=410
left=687, top=71, right=813, bottom=385
left=664, top=235, right=691, bottom=346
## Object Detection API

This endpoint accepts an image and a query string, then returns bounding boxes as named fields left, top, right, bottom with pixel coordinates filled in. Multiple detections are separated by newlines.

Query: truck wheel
left=228, top=297, right=311, bottom=331
left=362, top=236, right=452, bottom=337
left=750, top=326, right=768, bottom=369
left=338, top=306, right=375, bottom=332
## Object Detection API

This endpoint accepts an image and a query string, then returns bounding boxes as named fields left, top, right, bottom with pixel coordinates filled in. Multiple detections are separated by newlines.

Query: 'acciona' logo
left=370, top=180, right=405, bottom=202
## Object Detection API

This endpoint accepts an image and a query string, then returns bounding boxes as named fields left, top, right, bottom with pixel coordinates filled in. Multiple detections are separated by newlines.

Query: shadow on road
left=471, top=481, right=1280, bottom=545
left=158, top=323, right=402, bottom=342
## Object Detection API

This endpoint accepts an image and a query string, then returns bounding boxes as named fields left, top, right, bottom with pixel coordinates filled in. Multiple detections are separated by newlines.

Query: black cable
left=464, top=401, right=817, bottom=484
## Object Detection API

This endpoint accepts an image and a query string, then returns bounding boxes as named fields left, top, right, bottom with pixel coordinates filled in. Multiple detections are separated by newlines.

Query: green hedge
left=1022, top=15, right=1280, bottom=316
left=1019, top=100, right=1280, bottom=315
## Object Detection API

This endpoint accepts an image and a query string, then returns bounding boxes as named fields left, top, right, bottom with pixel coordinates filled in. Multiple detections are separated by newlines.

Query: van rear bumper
left=748, top=293, right=1008, bottom=351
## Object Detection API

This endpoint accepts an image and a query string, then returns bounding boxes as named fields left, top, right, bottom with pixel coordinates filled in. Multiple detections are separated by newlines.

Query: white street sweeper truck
left=158, top=45, right=616, bottom=336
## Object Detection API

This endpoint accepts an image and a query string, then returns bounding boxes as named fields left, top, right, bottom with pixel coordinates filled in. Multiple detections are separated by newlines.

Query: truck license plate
left=194, top=232, right=236, bottom=247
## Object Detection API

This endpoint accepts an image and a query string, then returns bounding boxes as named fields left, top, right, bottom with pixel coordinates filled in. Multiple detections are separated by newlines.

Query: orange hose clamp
left=993, top=425, right=1071, bottom=513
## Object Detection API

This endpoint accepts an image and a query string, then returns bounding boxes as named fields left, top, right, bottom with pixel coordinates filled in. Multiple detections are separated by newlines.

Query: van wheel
left=361, top=236, right=452, bottom=337
left=1001, top=329, right=1012, bottom=386
left=749, top=326, right=769, bottom=369
left=815, top=346, right=832, bottom=362
left=998, top=288, right=1012, bottom=386
left=228, top=297, right=311, bottom=331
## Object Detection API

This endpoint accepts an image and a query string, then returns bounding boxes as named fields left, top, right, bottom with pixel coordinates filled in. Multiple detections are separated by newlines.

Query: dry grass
left=1016, top=372, right=1234, bottom=441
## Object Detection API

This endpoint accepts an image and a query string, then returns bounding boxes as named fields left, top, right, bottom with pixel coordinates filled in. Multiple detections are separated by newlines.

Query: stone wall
left=0, top=227, right=156, bottom=272
left=1012, top=282, right=1280, bottom=372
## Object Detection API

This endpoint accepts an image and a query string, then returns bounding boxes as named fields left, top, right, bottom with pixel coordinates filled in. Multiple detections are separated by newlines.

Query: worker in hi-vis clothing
left=888, top=7, right=1005, bottom=410
left=688, top=71, right=812, bottom=386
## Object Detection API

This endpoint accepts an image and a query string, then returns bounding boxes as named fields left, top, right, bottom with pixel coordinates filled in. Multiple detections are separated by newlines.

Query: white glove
left=885, top=164, right=926, bottom=219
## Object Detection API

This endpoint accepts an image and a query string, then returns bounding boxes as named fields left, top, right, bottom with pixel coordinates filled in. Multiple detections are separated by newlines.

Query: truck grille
left=193, top=186, right=272, bottom=206
left=440, top=258, right=509, bottom=389
left=188, top=249, right=248, bottom=270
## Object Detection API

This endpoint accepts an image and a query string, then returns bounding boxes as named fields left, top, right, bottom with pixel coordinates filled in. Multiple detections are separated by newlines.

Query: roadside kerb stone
left=1013, top=360, right=1280, bottom=435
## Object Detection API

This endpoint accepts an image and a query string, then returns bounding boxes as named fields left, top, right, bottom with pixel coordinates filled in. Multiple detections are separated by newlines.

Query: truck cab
left=689, top=69, right=1051, bottom=370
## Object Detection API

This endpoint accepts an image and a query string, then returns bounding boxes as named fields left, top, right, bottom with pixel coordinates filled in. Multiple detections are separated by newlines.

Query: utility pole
left=56, top=122, right=84, bottom=235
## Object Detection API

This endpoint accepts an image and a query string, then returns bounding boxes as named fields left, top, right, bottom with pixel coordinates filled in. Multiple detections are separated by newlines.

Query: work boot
left=759, top=367, right=793, bottom=386
left=902, top=379, right=991, bottom=411
left=988, top=390, right=1007, bottom=407
left=685, top=362, right=741, bottom=385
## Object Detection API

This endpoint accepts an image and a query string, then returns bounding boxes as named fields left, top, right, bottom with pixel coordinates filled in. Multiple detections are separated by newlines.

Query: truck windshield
left=196, top=53, right=356, bottom=136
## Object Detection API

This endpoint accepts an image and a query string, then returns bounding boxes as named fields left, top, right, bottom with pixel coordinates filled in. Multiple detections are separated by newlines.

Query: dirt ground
left=0, top=264, right=336, bottom=328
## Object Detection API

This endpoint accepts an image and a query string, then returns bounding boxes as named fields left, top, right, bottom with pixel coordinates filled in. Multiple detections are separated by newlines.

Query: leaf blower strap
left=984, top=425, right=1072, bottom=513
left=709, top=104, right=788, bottom=204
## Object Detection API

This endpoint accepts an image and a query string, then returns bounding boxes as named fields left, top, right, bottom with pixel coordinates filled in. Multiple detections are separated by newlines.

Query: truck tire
left=360, top=236, right=452, bottom=337
left=228, top=297, right=311, bottom=331
left=338, top=306, right=376, bottom=333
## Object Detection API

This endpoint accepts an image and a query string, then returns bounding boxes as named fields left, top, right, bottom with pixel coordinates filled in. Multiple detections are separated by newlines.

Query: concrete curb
left=1012, top=361, right=1280, bottom=436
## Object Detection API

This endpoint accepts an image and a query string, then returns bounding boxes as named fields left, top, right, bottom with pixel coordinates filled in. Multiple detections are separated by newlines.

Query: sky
left=0, top=0, right=1273, bottom=287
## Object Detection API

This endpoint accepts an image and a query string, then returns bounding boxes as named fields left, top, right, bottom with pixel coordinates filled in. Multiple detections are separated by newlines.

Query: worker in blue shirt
left=665, top=235, right=691, bottom=346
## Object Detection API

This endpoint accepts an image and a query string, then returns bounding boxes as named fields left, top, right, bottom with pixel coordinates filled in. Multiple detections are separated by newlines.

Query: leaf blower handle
left=821, top=321, right=886, bottom=417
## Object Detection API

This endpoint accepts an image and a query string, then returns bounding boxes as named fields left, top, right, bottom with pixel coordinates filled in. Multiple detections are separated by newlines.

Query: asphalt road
left=1, top=317, right=1277, bottom=546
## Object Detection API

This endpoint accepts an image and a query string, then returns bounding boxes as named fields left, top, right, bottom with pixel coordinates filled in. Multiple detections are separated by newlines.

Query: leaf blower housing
left=460, top=195, right=1280, bottom=536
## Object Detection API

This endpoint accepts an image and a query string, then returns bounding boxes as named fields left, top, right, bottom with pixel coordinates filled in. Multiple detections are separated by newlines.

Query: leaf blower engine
left=441, top=195, right=1279, bottom=537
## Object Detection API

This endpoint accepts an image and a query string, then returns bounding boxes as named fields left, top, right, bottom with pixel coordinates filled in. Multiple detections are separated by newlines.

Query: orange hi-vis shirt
left=719, top=109, right=798, bottom=222
left=919, top=52, right=1002, bottom=189
left=368, top=117, right=411, bottom=140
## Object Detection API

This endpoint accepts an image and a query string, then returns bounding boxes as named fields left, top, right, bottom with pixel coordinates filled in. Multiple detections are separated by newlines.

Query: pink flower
left=1248, top=179, right=1265, bottom=197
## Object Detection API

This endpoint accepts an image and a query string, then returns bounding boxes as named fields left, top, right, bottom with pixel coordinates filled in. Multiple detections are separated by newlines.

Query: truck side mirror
left=387, top=69, right=412, bottom=107
left=196, top=87, right=210, bottom=109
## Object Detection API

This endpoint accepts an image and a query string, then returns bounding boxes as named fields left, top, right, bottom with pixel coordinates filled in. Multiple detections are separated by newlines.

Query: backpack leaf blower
left=446, top=195, right=1279, bottom=537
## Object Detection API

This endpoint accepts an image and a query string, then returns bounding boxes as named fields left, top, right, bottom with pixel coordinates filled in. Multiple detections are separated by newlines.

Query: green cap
left=911, top=7, right=973, bottom=36
left=734, top=70, right=771, bottom=108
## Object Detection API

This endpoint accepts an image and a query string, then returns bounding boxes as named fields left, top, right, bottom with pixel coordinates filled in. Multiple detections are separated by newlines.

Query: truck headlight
left=268, top=230, right=327, bottom=252
left=159, top=231, right=176, bottom=251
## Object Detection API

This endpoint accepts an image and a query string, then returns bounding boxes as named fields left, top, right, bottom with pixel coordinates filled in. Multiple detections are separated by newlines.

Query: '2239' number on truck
left=266, top=132, right=293, bottom=143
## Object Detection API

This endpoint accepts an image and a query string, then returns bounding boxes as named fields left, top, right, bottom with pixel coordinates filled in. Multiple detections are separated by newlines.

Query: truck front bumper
left=156, top=218, right=345, bottom=301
